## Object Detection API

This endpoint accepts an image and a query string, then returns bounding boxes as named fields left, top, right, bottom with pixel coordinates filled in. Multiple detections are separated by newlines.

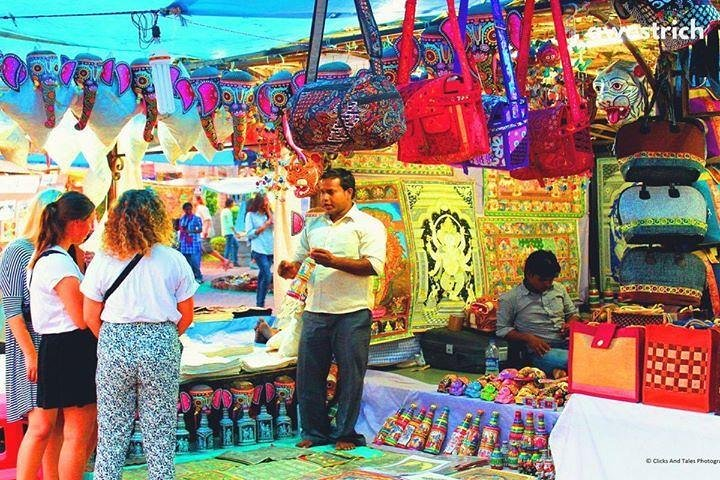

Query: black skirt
left=37, top=329, right=98, bottom=409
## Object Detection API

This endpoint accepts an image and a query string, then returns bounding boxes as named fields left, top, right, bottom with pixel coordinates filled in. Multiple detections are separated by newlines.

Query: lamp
left=149, top=48, right=176, bottom=115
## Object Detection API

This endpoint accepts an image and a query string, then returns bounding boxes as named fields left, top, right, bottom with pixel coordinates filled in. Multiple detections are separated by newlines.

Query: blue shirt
left=495, top=282, right=578, bottom=343
left=244, top=211, right=274, bottom=255
left=178, top=214, right=202, bottom=255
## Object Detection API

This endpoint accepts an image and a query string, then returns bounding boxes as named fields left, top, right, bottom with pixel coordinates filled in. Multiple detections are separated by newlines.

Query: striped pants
left=93, top=322, right=181, bottom=480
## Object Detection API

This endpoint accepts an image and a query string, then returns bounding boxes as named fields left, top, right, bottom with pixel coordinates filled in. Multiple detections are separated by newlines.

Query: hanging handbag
left=457, top=0, right=529, bottom=171
left=396, top=0, right=490, bottom=165
left=618, top=247, right=707, bottom=306
left=509, top=0, right=594, bottom=182
left=613, top=184, right=708, bottom=245
left=284, top=0, right=406, bottom=154
left=569, top=322, right=645, bottom=403
left=693, top=166, right=720, bottom=244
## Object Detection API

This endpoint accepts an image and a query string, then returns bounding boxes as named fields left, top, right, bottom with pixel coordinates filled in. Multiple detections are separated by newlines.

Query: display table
left=550, top=394, right=720, bottom=479
left=357, top=370, right=561, bottom=444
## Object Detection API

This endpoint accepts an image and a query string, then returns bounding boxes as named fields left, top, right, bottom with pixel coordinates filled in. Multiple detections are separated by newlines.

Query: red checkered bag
left=643, top=324, right=720, bottom=412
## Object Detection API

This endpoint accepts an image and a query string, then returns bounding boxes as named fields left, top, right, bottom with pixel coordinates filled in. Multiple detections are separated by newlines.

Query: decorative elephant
left=255, top=69, right=293, bottom=160
left=0, top=50, right=75, bottom=150
left=219, top=70, right=257, bottom=162
left=190, top=66, right=224, bottom=151
left=130, top=58, right=159, bottom=142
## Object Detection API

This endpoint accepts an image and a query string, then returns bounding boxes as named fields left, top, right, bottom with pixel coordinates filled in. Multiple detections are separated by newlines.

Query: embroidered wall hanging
left=354, top=180, right=415, bottom=345
left=482, top=168, right=587, bottom=218
left=332, top=145, right=453, bottom=176
left=595, top=157, right=632, bottom=293
left=478, top=218, right=581, bottom=299
left=403, top=181, right=483, bottom=331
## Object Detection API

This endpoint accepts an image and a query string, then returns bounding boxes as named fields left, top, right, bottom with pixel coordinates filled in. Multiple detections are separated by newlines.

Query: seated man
left=495, top=250, right=580, bottom=375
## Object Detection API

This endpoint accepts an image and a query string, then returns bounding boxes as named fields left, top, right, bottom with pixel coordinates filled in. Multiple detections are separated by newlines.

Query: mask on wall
left=190, top=66, right=223, bottom=151
left=220, top=70, right=256, bottom=162
left=593, top=60, right=649, bottom=126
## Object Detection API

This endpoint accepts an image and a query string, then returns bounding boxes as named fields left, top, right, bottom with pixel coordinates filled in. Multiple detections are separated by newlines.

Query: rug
left=482, top=169, right=587, bottom=218
left=332, top=146, right=454, bottom=176
left=478, top=218, right=581, bottom=299
left=403, top=181, right=483, bottom=331
left=355, top=180, right=415, bottom=345
left=595, top=157, right=631, bottom=293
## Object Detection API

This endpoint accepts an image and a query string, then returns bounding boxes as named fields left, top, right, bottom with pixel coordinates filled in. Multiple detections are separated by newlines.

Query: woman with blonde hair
left=25, top=190, right=97, bottom=480
left=0, top=189, right=65, bottom=480
left=81, top=189, right=196, bottom=479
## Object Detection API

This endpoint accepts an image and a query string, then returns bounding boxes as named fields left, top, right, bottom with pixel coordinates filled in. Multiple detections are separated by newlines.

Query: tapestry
left=355, top=180, right=415, bottom=344
left=595, top=157, right=632, bottom=293
left=332, top=145, right=454, bottom=176
left=478, top=218, right=581, bottom=300
left=403, top=181, right=483, bottom=331
left=482, top=169, right=587, bottom=218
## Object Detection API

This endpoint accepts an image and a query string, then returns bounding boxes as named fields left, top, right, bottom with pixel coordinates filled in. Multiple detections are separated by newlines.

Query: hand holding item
left=526, top=334, right=551, bottom=356
left=309, top=248, right=335, bottom=268
left=278, top=260, right=300, bottom=279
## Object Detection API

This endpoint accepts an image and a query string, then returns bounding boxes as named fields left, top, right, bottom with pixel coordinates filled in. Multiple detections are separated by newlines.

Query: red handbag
left=643, top=324, right=720, bottom=413
left=509, top=0, right=594, bottom=183
left=396, top=0, right=490, bottom=165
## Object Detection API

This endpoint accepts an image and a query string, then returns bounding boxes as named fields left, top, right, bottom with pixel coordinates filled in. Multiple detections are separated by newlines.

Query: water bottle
left=485, top=339, right=500, bottom=375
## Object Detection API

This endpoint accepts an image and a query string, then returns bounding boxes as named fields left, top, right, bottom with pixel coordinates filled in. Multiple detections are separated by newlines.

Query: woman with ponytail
left=23, top=191, right=97, bottom=480
left=81, top=189, right=196, bottom=480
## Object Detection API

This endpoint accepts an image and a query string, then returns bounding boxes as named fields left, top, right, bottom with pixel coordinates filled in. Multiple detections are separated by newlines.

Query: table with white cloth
left=549, top=393, right=720, bottom=480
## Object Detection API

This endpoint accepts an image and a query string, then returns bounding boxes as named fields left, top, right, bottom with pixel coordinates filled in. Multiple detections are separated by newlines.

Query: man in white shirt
left=279, top=168, right=386, bottom=451
left=193, top=194, right=231, bottom=269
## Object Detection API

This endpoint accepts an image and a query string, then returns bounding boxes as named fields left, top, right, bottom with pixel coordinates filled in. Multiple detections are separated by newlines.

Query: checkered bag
left=643, top=324, right=720, bottom=412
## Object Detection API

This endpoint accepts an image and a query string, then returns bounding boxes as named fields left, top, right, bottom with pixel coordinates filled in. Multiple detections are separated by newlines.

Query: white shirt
left=292, top=205, right=386, bottom=314
left=80, top=244, right=197, bottom=324
left=195, top=204, right=215, bottom=238
left=28, top=245, right=84, bottom=334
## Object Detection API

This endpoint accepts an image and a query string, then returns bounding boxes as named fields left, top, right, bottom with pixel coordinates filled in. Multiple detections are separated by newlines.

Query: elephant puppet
left=255, top=70, right=293, bottom=160
left=593, top=60, right=650, bottom=126
left=130, top=58, right=159, bottom=142
left=219, top=70, right=257, bottom=162
left=0, top=50, right=75, bottom=149
left=190, top=66, right=224, bottom=151
left=60, top=55, right=139, bottom=147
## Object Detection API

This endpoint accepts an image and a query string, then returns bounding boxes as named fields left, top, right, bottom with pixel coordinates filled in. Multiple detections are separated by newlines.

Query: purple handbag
left=456, top=0, right=529, bottom=171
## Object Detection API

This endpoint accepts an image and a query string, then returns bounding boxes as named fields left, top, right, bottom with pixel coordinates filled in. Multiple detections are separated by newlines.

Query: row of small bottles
left=373, top=403, right=554, bottom=478
left=127, top=402, right=294, bottom=459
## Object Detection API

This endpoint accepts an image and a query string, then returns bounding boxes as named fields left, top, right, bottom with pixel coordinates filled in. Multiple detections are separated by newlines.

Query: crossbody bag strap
left=28, top=249, right=63, bottom=288
left=305, top=0, right=330, bottom=83
left=103, top=253, right=143, bottom=302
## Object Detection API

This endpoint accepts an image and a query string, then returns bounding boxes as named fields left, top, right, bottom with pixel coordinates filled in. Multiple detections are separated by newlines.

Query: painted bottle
left=477, top=410, right=501, bottom=460
left=195, top=411, right=213, bottom=451
left=457, top=409, right=484, bottom=456
left=275, top=402, right=293, bottom=440
left=384, top=403, right=416, bottom=446
left=256, top=405, right=274, bottom=443
left=509, top=410, right=524, bottom=447
left=238, top=408, right=257, bottom=446
left=507, top=443, right=520, bottom=470
left=500, top=440, right=509, bottom=467
left=443, top=412, right=473, bottom=455
left=175, top=413, right=190, bottom=454
left=397, top=406, right=427, bottom=448
left=534, top=412, right=549, bottom=452
left=407, top=404, right=436, bottom=450
left=423, top=406, right=450, bottom=454
left=520, top=411, right=536, bottom=453
left=490, top=444, right=505, bottom=470
left=373, top=405, right=405, bottom=445
left=219, top=406, right=234, bottom=447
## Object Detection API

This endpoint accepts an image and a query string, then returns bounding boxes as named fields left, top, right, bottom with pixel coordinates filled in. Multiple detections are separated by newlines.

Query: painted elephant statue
left=190, top=66, right=224, bottom=151
left=255, top=69, right=294, bottom=160
left=59, top=54, right=139, bottom=147
left=593, top=60, right=650, bottom=125
left=0, top=50, right=76, bottom=150
left=130, top=58, right=159, bottom=142
left=219, top=70, right=257, bottom=162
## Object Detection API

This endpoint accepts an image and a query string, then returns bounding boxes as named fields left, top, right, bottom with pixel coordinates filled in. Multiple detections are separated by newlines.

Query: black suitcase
left=419, top=328, right=509, bottom=373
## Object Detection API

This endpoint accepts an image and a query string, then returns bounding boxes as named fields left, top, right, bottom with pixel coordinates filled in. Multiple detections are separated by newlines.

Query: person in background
left=0, top=189, right=64, bottom=480
left=82, top=189, right=196, bottom=480
left=178, top=202, right=204, bottom=283
left=193, top=194, right=231, bottom=270
left=278, top=168, right=386, bottom=451
left=24, top=191, right=97, bottom=480
left=245, top=193, right=274, bottom=307
left=221, top=197, right=240, bottom=267
left=495, top=250, right=581, bottom=375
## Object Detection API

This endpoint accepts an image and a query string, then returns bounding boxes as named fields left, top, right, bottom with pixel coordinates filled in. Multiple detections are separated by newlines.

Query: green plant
left=204, top=190, right=219, bottom=216
left=231, top=204, right=239, bottom=224
left=210, top=236, right=226, bottom=253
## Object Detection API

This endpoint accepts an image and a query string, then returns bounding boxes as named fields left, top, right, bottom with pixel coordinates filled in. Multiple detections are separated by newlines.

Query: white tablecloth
left=550, top=394, right=720, bottom=479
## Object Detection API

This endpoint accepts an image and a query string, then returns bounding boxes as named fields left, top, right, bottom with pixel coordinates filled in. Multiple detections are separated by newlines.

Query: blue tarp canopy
left=26, top=149, right=243, bottom=169
left=0, top=0, right=522, bottom=61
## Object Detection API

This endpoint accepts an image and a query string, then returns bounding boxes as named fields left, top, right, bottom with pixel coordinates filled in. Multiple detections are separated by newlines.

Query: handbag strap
left=28, top=250, right=63, bottom=288
left=305, top=0, right=383, bottom=83
left=517, top=0, right=583, bottom=124
left=398, top=0, right=474, bottom=91
left=103, top=253, right=142, bottom=302
left=451, top=0, right=470, bottom=74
